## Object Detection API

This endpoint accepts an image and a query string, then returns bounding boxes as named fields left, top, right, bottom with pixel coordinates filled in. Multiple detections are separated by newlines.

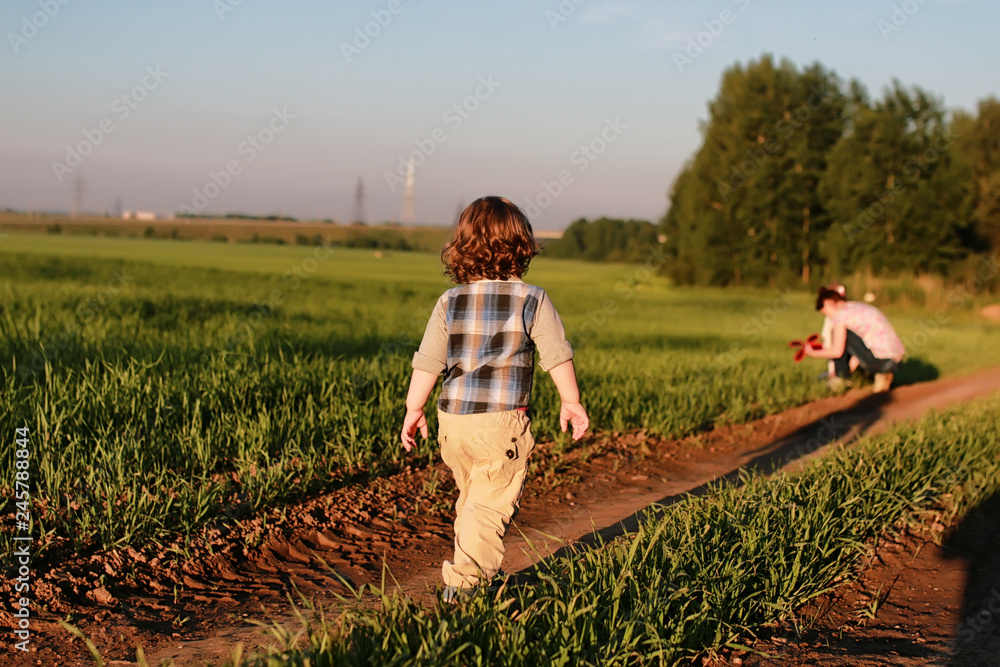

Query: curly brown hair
left=441, top=196, right=540, bottom=284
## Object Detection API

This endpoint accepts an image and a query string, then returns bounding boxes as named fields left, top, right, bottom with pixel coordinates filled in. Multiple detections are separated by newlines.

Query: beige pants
left=437, top=409, right=535, bottom=588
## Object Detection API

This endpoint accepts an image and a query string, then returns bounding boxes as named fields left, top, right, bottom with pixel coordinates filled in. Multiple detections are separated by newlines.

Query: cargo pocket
left=479, top=420, right=531, bottom=487
left=473, top=431, right=526, bottom=487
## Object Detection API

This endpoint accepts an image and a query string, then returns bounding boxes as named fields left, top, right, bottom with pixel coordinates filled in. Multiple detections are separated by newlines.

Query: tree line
left=660, top=54, right=999, bottom=287
left=543, top=217, right=661, bottom=263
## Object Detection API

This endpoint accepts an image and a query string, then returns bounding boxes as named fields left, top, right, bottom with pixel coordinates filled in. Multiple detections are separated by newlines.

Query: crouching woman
left=804, top=287, right=905, bottom=393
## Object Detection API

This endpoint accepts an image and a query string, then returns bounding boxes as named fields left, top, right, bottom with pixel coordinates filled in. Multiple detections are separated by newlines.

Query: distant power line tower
left=401, top=158, right=415, bottom=223
left=352, top=176, right=367, bottom=224
left=72, top=174, right=83, bottom=218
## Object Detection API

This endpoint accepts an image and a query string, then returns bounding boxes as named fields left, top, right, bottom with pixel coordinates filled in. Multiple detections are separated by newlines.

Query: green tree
left=545, top=217, right=659, bottom=263
left=819, top=81, right=967, bottom=274
left=953, top=97, right=1000, bottom=250
left=662, top=55, right=845, bottom=285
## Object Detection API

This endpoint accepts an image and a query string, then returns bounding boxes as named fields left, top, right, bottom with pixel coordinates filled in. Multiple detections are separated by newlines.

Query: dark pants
left=833, top=330, right=899, bottom=378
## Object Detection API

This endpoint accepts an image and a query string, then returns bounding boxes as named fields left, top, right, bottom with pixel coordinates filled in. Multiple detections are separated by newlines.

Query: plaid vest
left=438, top=281, right=543, bottom=415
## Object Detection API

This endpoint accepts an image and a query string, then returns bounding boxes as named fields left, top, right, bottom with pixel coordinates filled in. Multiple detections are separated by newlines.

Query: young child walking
left=400, top=195, right=589, bottom=601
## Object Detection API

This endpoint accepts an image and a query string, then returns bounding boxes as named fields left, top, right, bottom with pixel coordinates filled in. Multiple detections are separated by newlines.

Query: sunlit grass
left=0, top=233, right=998, bottom=558
left=239, top=397, right=1000, bottom=666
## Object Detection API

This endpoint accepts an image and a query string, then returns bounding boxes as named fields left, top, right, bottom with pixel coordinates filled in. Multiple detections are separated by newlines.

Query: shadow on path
left=941, top=489, right=1000, bottom=666
left=896, top=357, right=940, bottom=385
left=515, top=390, right=895, bottom=580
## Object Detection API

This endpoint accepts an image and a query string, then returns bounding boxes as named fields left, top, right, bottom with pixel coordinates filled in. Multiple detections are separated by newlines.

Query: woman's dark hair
left=815, top=286, right=846, bottom=311
left=441, top=196, right=540, bottom=284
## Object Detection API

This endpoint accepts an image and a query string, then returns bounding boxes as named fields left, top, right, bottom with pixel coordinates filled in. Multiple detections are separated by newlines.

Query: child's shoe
left=873, top=372, right=893, bottom=393
left=827, top=376, right=850, bottom=393
left=443, top=570, right=509, bottom=603
left=442, top=585, right=473, bottom=603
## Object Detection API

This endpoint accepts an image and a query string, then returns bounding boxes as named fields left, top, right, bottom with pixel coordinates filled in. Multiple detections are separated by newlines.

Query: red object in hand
left=789, top=333, right=823, bottom=362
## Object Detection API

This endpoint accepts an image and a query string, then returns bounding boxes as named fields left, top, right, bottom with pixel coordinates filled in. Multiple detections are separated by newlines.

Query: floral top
left=832, top=302, right=905, bottom=362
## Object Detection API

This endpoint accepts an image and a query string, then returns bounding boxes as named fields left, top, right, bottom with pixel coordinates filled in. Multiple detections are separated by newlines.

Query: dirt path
left=6, top=367, right=1000, bottom=666
left=734, top=500, right=1000, bottom=667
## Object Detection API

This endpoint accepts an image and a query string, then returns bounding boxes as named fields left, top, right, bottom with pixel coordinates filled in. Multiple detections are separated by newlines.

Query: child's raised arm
left=548, top=359, right=589, bottom=441
left=401, top=369, right=438, bottom=452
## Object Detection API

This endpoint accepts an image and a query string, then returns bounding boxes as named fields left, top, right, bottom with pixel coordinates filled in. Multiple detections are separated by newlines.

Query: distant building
left=123, top=210, right=157, bottom=221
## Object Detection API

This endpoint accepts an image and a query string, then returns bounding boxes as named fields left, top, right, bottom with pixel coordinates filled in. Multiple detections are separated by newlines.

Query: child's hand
left=401, top=408, right=428, bottom=452
left=559, top=402, right=590, bottom=441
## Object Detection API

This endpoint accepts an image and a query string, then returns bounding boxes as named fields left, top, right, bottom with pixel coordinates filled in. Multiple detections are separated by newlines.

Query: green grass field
left=247, top=397, right=1000, bottom=666
left=1, top=232, right=998, bottom=558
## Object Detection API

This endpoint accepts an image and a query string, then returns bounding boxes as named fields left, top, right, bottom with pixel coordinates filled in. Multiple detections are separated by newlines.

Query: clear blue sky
left=1, top=0, right=997, bottom=231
